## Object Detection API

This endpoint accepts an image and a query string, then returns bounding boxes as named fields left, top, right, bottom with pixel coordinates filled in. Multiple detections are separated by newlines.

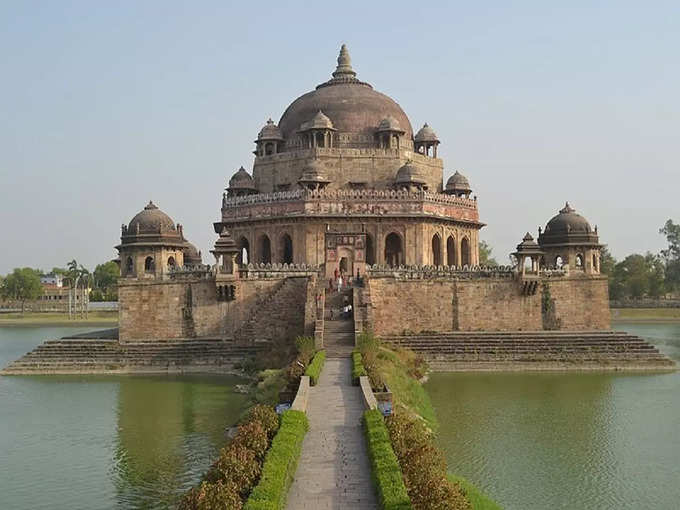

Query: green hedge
left=352, top=350, right=367, bottom=385
left=362, top=409, right=413, bottom=510
left=244, top=410, right=309, bottom=510
left=304, top=350, right=326, bottom=386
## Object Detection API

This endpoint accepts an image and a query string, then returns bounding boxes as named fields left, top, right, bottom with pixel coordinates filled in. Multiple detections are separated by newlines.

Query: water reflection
left=113, top=376, right=248, bottom=509
left=427, top=324, right=680, bottom=510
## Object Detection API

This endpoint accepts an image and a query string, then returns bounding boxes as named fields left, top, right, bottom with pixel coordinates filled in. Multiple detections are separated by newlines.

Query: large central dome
left=278, top=45, right=413, bottom=141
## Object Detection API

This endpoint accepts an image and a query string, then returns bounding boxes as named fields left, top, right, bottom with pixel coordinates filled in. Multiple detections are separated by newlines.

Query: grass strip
left=447, top=474, right=502, bottom=510
left=304, top=350, right=325, bottom=386
left=362, top=409, right=413, bottom=510
left=244, top=410, right=309, bottom=510
left=352, top=350, right=367, bottom=384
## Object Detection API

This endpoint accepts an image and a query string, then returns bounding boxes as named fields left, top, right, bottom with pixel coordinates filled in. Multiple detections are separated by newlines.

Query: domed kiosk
left=538, top=202, right=601, bottom=273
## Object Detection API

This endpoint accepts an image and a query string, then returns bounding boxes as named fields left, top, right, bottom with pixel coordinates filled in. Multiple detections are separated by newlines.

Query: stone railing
left=366, top=264, right=567, bottom=279
left=238, top=262, right=320, bottom=279
left=220, top=189, right=479, bottom=223
left=291, top=375, right=310, bottom=413
left=167, top=264, right=213, bottom=280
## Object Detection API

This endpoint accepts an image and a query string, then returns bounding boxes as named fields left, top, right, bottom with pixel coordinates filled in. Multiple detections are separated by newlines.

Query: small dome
left=545, top=202, right=592, bottom=234
left=377, top=116, right=403, bottom=132
left=539, top=202, right=599, bottom=246
left=183, top=241, right=202, bottom=265
left=299, top=159, right=330, bottom=184
left=257, top=118, right=284, bottom=141
left=128, top=201, right=177, bottom=234
left=395, top=160, right=426, bottom=185
left=300, top=110, right=335, bottom=131
left=445, top=171, right=471, bottom=193
left=414, top=123, right=439, bottom=143
left=228, top=166, right=256, bottom=191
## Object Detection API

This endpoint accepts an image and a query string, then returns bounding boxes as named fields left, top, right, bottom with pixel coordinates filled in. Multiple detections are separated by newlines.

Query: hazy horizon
left=1, top=1, right=678, bottom=274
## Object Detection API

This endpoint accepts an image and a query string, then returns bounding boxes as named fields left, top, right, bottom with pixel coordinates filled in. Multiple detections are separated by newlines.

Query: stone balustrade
left=220, top=189, right=479, bottom=223
left=239, top=262, right=320, bottom=279
left=366, top=263, right=567, bottom=280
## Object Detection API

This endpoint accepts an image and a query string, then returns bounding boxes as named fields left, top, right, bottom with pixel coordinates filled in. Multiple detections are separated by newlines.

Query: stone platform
left=383, top=331, right=676, bottom=371
left=1, top=330, right=265, bottom=375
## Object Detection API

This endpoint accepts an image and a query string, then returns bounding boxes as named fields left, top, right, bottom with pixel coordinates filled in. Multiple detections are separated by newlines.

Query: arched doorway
left=384, top=233, right=403, bottom=267
left=237, top=236, right=250, bottom=265
left=365, top=234, right=375, bottom=266
left=167, top=256, right=176, bottom=268
left=125, top=257, right=133, bottom=275
left=432, top=234, right=442, bottom=266
left=144, top=256, right=154, bottom=273
left=281, top=234, right=293, bottom=264
left=258, top=235, right=271, bottom=264
left=461, top=238, right=471, bottom=267
left=555, top=255, right=564, bottom=269
left=446, top=236, right=456, bottom=266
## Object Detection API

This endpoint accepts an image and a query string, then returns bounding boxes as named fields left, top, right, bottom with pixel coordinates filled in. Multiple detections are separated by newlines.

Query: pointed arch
left=384, top=232, right=403, bottom=267
left=461, top=237, right=471, bottom=267
left=258, top=235, right=271, bottom=264
left=280, top=233, right=293, bottom=264
left=432, top=233, right=442, bottom=266
left=237, top=236, right=250, bottom=265
left=446, top=235, right=456, bottom=266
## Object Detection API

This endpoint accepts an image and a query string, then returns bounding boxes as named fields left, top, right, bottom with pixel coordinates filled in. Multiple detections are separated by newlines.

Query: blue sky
left=1, top=1, right=678, bottom=273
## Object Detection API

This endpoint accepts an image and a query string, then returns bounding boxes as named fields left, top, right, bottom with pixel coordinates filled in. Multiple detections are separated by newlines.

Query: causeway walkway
left=285, top=357, right=378, bottom=509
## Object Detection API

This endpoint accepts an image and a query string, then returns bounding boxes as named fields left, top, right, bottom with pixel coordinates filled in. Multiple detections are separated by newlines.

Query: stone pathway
left=285, top=358, right=378, bottom=509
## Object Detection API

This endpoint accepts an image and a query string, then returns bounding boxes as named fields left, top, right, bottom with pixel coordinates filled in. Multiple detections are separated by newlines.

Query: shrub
left=204, top=444, right=261, bottom=496
left=362, top=409, right=412, bottom=510
left=254, top=369, right=287, bottom=406
left=352, top=350, right=367, bottom=384
left=386, top=413, right=470, bottom=510
left=178, top=480, right=243, bottom=510
left=244, top=410, right=309, bottom=510
left=357, top=333, right=385, bottom=390
left=232, top=420, right=269, bottom=460
left=246, top=404, right=280, bottom=440
left=294, top=336, right=315, bottom=361
left=304, top=350, right=325, bottom=386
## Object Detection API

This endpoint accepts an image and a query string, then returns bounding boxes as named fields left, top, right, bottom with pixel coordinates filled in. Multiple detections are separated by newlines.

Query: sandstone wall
left=367, top=275, right=610, bottom=335
left=118, top=275, right=314, bottom=342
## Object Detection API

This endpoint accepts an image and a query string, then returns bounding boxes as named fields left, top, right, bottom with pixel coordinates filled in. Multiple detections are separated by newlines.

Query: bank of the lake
left=0, top=326, right=248, bottom=509
left=611, top=307, right=680, bottom=322
left=426, top=322, right=680, bottom=510
left=0, top=311, right=118, bottom=327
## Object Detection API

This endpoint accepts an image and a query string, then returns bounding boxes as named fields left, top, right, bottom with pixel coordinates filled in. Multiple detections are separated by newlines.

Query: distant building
left=40, top=273, right=63, bottom=287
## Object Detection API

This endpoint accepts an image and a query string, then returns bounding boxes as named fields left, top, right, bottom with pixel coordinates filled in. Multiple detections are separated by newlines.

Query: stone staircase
left=323, top=290, right=355, bottom=358
left=382, top=331, right=676, bottom=371
left=1, top=334, right=265, bottom=375
left=235, top=278, right=298, bottom=342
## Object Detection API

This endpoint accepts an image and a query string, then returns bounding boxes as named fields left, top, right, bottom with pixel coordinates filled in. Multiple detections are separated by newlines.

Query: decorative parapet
left=167, top=264, right=213, bottom=280
left=239, top=262, right=320, bottom=279
left=366, top=264, right=567, bottom=280
left=220, top=189, right=480, bottom=224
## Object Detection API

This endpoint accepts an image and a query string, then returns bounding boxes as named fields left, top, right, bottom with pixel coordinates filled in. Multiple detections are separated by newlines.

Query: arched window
left=447, top=236, right=456, bottom=266
left=281, top=234, right=293, bottom=264
left=167, top=256, right=176, bottom=268
left=461, top=237, right=471, bottom=267
left=144, top=256, right=154, bottom=273
left=593, top=254, right=599, bottom=273
left=125, top=257, right=133, bottom=275
left=555, top=256, right=564, bottom=269
left=265, top=143, right=273, bottom=155
left=238, top=237, right=250, bottom=265
left=575, top=254, right=584, bottom=268
left=384, top=233, right=403, bottom=267
left=258, top=235, right=271, bottom=264
left=366, top=234, right=375, bottom=266
left=432, top=234, right=442, bottom=266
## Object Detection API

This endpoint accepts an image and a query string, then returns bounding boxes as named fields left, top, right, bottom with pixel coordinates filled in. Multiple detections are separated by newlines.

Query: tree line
left=0, top=259, right=120, bottom=312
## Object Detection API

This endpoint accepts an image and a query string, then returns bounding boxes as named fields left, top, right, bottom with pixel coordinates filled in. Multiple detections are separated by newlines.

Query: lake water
left=426, top=323, right=680, bottom=510
left=0, top=327, right=249, bottom=509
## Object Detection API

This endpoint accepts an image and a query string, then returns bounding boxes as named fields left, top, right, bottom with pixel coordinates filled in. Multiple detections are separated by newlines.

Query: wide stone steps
left=2, top=339, right=265, bottom=374
left=382, top=331, right=676, bottom=370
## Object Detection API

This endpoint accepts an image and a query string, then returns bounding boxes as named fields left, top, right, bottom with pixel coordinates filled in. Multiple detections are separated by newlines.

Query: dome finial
left=333, top=43, right=356, bottom=78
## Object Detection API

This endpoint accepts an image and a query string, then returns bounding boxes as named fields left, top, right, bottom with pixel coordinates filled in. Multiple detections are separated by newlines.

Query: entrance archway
left=258, top=235, right=271, bottom=264
left=280, top=234, right=293, bottom=264
left=432, top=234, right=442, bottom=266
left=238, top=237, right=250, bottom=265
left=461, top=237, right=471, bottom=267
left=384, top=233, right=403, bottom=267
left=447, top=235, right=456, bottom=266
left=365, top=234, right=375, bottom=266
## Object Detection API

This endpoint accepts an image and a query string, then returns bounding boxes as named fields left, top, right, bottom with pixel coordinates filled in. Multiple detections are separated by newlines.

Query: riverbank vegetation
left=612, top=307, right=680, bottom=322
left=363, top=409, right=412, bottom=509
left=356, top=333, right=502, bottom=510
